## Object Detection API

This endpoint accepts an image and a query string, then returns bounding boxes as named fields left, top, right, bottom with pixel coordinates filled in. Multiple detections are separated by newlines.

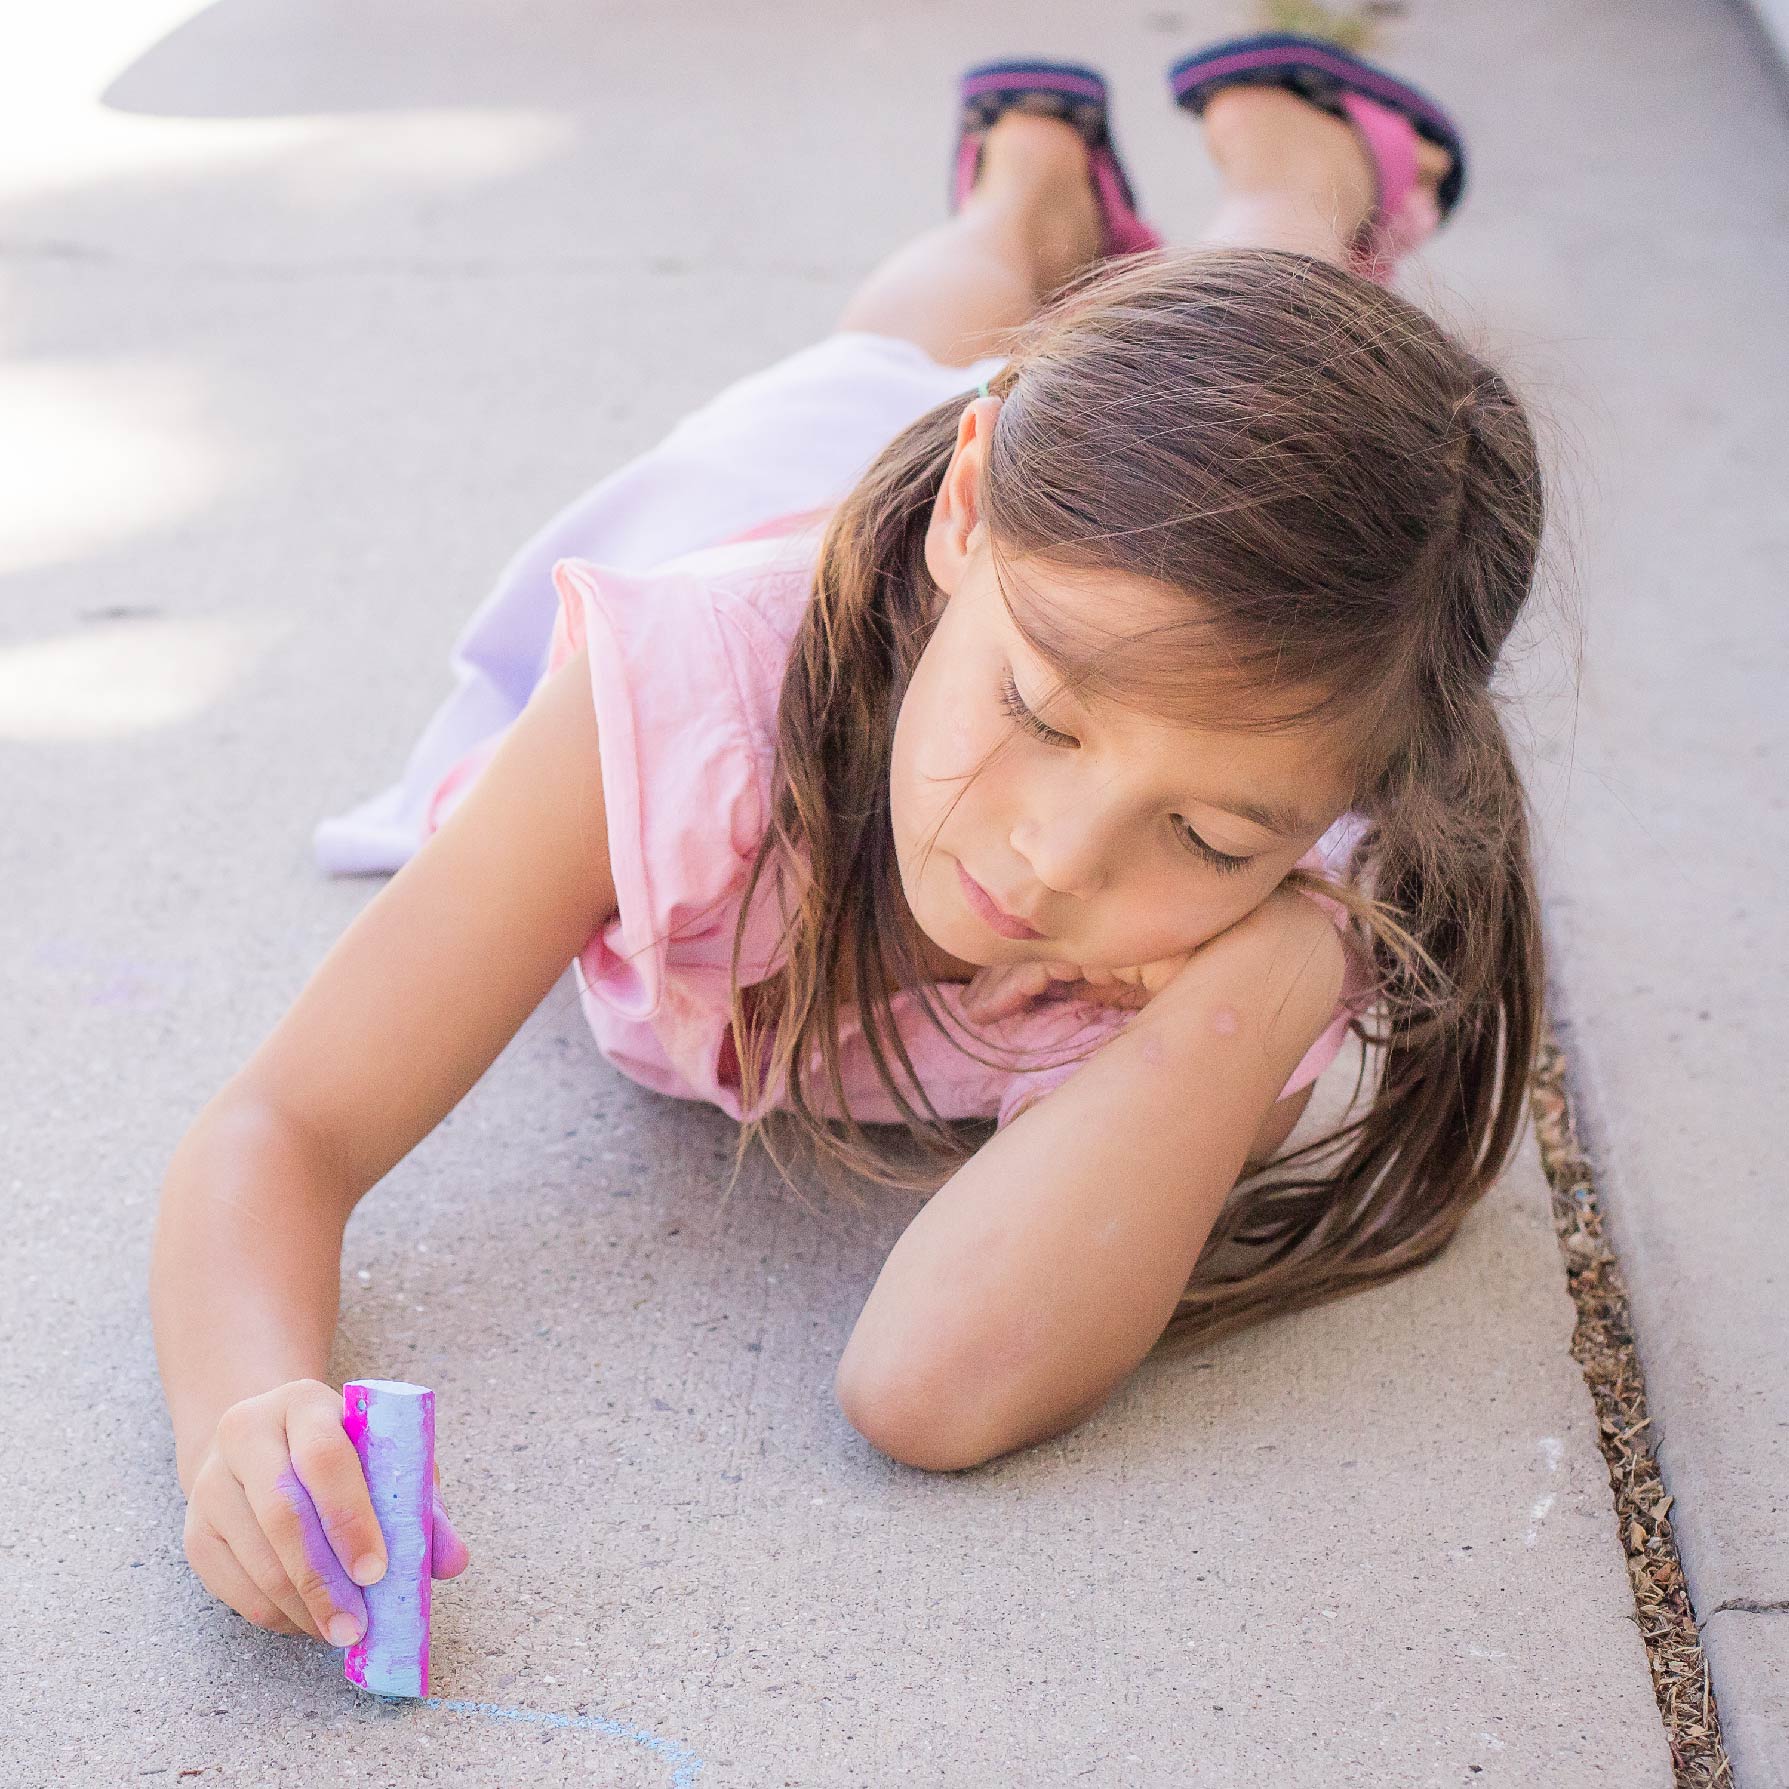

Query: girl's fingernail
left=326, top=1612, right=363, bottom=1647
left=350, top=1554, right=386, bottom=1586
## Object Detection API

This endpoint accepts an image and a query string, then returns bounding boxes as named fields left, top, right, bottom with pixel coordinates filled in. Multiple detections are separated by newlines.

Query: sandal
left=1167, top=32, right=1467, bottom=285
left=953, top=59, right=1163, bottom=260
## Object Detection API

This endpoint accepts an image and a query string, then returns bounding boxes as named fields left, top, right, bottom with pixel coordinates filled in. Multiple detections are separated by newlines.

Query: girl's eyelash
left=995, top=667, right=1253, bottom=875
left=998, top=664, right=1073, bottom=746
left=1184, top=832, right=1254, bottom=875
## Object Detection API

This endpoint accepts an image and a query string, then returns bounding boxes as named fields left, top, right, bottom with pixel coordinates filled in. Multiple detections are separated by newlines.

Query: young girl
left=153, top=36, right=1545, bottom=1651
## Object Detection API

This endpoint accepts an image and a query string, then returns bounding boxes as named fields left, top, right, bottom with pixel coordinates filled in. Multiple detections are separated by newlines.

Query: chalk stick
left=341, top=1380, right=434, bottom=1698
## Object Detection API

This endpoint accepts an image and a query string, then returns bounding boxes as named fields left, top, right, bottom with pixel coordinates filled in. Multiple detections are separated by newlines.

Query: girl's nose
left=1011, top=807, right=1116, bottom=901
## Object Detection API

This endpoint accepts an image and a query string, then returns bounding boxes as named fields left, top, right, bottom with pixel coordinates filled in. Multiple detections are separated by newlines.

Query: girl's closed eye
left=997, top=661, right=1076, bottom=749
left=995, top=665, right=1255, bottom=875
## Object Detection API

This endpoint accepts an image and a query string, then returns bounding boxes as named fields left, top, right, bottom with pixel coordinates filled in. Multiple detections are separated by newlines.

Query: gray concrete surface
left=1702, top=1611, right=1789, bottom=1789
left=1502, top=1, right=1789, bottom=1779
left=6, top=0, right=1776, bottom=1781
left=1749, top=0, right=1789, bottom=68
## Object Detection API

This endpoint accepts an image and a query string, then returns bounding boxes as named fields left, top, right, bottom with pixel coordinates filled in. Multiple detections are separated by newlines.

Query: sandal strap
left=1168, top=31, right=1466, bottom=220
left=1338, top=92, right=1418, bottom=234
left=960, top=61, right=1113, bottom=153
left=952, top=60, right=1161, bottom=258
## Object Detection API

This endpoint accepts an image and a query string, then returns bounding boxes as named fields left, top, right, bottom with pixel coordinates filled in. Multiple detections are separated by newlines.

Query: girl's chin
left=909, top=892, right=994, bottom=976
left=897, top=844, right=999, bottom=974
left=921, top=919, right=993, bottom=977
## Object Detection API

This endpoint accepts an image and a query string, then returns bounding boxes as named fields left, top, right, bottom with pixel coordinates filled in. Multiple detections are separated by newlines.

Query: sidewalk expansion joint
left=1531, top=1024, right=1734, bottom=1789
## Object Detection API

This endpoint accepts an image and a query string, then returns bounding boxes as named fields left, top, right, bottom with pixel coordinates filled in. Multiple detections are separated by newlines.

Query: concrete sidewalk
left=1500, top=3, right=1789, bottom=1782
left=4, top=0, right=1773, bottom=1782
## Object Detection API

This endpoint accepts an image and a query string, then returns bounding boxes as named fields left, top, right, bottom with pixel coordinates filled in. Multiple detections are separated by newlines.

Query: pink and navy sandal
left=1168, top=33, right=1467, bottom=285
left=953, top=60, right=1163, bottom=261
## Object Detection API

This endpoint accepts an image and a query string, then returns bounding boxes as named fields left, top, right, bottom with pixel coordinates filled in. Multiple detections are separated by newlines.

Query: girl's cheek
left=946, top=661, right=1006, bottom=767
left=946, top=703, right=982, bottom=766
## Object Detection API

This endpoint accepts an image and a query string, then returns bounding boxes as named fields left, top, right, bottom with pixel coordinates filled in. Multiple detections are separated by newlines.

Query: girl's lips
left=956, top=859, right=1044, bottom=940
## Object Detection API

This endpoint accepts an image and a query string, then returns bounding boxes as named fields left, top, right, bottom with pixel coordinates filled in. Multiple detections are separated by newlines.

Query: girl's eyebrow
left=1202, top=793, right=1312, bottom=838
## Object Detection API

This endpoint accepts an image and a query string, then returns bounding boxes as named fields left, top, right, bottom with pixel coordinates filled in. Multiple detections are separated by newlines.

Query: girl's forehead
left=984, top=556, right=1360, bottom=826
left=988, top=548, right=1174, bottom=632
left=990, top=553, right=1248, bottom=693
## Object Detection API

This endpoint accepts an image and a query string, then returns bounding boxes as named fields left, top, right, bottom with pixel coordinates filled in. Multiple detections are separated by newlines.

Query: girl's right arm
left=152, top=642, right=618, bottom=1643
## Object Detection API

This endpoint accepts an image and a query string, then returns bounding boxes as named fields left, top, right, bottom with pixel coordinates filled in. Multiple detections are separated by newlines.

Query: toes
left=1414, top=137, right=1455, bottom=191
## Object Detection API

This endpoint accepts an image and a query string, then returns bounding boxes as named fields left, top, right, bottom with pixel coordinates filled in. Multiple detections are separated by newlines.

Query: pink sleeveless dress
left=315, top=333, right=1372, bottom=1132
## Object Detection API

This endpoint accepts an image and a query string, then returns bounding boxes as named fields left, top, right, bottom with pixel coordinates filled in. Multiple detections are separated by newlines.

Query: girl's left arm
left=834, top=887, right=1347, bottom=1472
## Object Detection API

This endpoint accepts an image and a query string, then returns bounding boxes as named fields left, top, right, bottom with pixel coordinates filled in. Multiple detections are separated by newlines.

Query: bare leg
left=836, top=88, right=1456, bottom=364
left=835, top=111, right=1103, bottom=368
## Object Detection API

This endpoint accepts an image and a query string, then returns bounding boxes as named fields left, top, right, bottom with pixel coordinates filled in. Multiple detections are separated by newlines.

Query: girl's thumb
left=430, top=1485, right=471, bottom=1579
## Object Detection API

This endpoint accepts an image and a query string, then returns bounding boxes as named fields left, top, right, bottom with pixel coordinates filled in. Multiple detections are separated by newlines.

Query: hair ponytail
left=1161, top=347, right=1549, bottom=1344
left=1163, top=699, right=1544, bottom=1347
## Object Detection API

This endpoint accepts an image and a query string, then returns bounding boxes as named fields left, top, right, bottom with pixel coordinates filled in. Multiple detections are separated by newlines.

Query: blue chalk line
left=424, top=1696, right=706, bottom=1785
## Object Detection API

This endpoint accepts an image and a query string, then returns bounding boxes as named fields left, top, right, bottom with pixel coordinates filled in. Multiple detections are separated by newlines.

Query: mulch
left=1530, top=1026, right=1734, bottom=1787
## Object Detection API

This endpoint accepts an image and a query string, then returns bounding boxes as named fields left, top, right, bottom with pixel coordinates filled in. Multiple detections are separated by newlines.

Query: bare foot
left=1200, top=83, right=1453, bottom=245
left=960, top=108, right=1105, bottom=294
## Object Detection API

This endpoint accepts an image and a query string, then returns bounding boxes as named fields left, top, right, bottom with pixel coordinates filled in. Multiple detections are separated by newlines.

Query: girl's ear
left=922, top=397, right=1002, bottom=612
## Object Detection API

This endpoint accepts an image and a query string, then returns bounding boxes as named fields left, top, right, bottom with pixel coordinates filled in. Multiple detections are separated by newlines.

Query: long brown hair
left=722, top=247, right=1550, bottom=1350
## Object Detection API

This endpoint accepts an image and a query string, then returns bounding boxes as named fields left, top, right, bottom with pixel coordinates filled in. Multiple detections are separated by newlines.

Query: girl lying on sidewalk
left=154, top=35, right=1547, bottom=1650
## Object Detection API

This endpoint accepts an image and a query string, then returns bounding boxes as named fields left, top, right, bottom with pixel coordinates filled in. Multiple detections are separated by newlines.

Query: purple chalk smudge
left=272, top=1466, right=367, bottom=1638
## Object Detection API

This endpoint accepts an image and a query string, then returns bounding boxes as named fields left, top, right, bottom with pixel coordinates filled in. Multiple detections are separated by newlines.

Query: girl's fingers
left=998, top=963, right=1055, bottom=1016
left=228, top=1427, right=370, bottom=1647
left=221, top=1493, right=330, bottom=1641
left=430, top=1486, right=471, bottom=1580
left=430, top=1460, right=471, bottom=1578
left=966, top=955, right=1185, bottom=1021
left=1140, top=951, right=1196, bottom=995
left=1071, top=968, right=1130, bottom=1004
left=966, top=959, right=1070, bottom=1022
left=963, top=964, right=1022, bottom=1021
left=964, top=959, right=1165, bottom=1017
left=284, top=1396, right=388, bottom=1589
left=186, top=1506, right=310, bottom=1638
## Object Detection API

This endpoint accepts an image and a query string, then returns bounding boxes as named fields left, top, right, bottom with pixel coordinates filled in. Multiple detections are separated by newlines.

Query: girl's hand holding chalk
left=182, top=1378, right=469, bottom=1643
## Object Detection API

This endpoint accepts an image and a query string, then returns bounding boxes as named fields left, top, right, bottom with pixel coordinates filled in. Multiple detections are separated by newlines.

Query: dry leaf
left=1531, top=1031, right=1730, bottom=1786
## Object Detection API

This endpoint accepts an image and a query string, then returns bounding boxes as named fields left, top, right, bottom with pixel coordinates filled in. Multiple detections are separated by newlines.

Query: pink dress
left=316, top=334, right=1373, bottom=1132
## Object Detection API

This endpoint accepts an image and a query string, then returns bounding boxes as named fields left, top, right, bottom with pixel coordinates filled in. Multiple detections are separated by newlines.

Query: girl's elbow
left=833, top=1356, right=999, bottom=1473
left=833, top=1356, right=1097, bottom=1474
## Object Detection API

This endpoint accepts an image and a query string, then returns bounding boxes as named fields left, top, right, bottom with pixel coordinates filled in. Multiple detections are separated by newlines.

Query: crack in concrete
left=1531, top=1028, right=1733, bottom=1783
left=1699, top=1598, right=1789, bottom=1622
